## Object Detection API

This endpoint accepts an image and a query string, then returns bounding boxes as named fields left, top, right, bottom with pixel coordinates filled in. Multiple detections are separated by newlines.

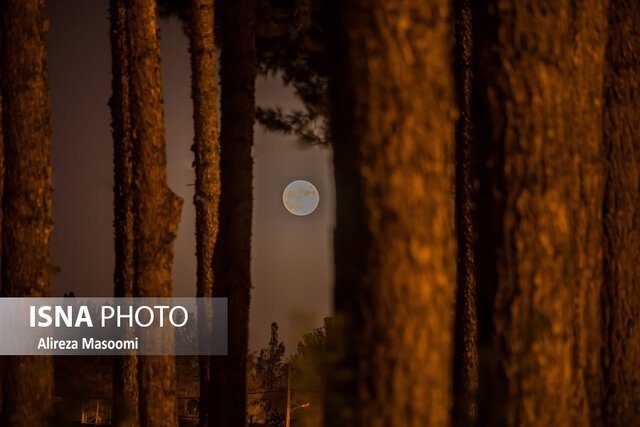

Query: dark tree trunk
left=602, top=1, right=640, bottom=424
left=126, top=0, right=183, bottom=425
left=569, top=3, right=608, bottom=423
left=327, top=1, right=456, bottom=425
left=471, top=1, right=607, bottom=424
left=210, top=0, right=256, bottom=424
left=109, top=0, right=139, bottom=425
left=0, top=0, right=54, bottom=424
left=189, top=0, right=220, bottom=425
left=452, top=0, right=478, bottom=424
left=0, top=21, right=3, bottom=423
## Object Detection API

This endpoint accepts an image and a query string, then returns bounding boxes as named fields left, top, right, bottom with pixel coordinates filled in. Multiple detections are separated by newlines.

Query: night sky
left=46, top=0, right=334, bottom=351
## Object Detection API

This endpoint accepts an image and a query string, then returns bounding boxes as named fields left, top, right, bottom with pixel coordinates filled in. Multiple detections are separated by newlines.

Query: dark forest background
left=0, top=0, right=639, bottom=426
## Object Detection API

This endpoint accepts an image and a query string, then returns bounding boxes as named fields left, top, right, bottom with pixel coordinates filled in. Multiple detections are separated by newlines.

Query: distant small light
left=282, top=180, right=319, bottom=216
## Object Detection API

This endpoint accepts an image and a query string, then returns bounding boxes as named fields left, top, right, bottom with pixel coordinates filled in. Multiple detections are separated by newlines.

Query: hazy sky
left=46, top=0, right=334, bottom=351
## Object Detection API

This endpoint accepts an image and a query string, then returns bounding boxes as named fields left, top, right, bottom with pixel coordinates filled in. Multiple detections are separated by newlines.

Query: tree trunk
left=189, top=0, right=220, bottom=425
left=471, top=1, right=607, bottom=424
left=126, top=0, right=183, bottom=425
left=602, top=1, right=640, bottom=424
left=109, top=0, right=139, bottom=425
left=451, top=0, right=478, bottom=424
left=570, top=3, right=608, bottom=423
left=0, top=0, right=54, bottom=424
left=0, top=21, right=4, bottom=423
left=210, top=0, right=256, bottom=424
left=328, top=1, right=456, bottom=426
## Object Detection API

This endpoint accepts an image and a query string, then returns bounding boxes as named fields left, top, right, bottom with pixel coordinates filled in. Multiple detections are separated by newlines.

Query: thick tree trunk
left=210, top=0, right=256, bottom=425
left=328, top=1, right=456, bottom=426
left=451, top=0, right=478, bottom=424
left=189, top=0, right=220, bottom=425
left=0, top=0, right=54, bottom=424
left=602, top=1, right=640, bottom=424
left=126, top=0, right=183, bottom=425
left=471, top=1, right=606, bottom=424
left=109, top=0, right=139, bottom=425
left=570, top=4, right=608, bottom=423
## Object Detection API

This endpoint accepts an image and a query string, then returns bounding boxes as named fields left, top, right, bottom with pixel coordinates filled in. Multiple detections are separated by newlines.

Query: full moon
left=282, top=180, right=319, bottom=216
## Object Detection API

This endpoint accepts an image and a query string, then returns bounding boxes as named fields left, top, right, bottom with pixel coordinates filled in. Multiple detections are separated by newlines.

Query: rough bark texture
left=451, top=0, right=478, bottom=424
left=471, top=1, right=607, bottom=425
left=602, top=1, right=640, bottom=424
left=109, top=0, right=139, bottom=425
left=0, top=0, right=54, bottom=424
left=126, top=0, right=183, bottom=425
left=189, top=0, right=220, bottom=425
left=210, top=0, right=255, bottom=425
left=327, top=1, right=456, bottom=426
left=570, top=3, right=608, bottom=423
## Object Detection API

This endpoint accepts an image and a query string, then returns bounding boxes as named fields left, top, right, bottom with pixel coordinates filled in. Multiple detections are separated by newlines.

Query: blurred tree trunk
left=210, top=0, right=256, bottom=424
left=0, top=0, right=54, bottom=424
left=471, top=1, right=607, bottom=424
left=188, top=0, right=220, bottom=426
left=602, top=1, right=640, bottom=424
left=109, top=0, right=139, bottom=425
left=570, top=3, right=608, bottom=423
left=0, top=24, right=3, bottom=424
left=451, top=0, right=478, bottom=424
left=126, top=0, right=183, bottom=425
left=327, top=1, right=456, bottom=426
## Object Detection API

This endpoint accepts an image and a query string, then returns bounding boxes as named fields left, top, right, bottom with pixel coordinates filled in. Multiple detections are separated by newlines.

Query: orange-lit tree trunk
left=452, top=0, right=478, bottom=424
left=471, top=1, right=607, bottom=424
left=327, top=1, right=456, bottom=425
left=210, top=0, right=256, bottom=424
left=189, top=0, right=220, bottom=425
left=126, top=0, right=183, bottom=425
left=602, top=1, right=640, bottom=424
left=0, top=0, right=54, bottom=424
left=109, top=0, right=139, bottom=425
left=570, top=3, right=608, bottom=422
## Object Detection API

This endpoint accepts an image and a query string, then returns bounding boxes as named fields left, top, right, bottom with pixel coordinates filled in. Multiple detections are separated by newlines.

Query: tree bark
left=451, top=0, right=478, bottom=424
left=602, top=1, right=640, bottom=424
left=210, top=0, right=256, bottom=424
left=328, top=1, right=456, bottom=426
left=126, top=0, right=183, bottom=425
left=109, top=0, right=139, bottom=425
left=570, top=3, right=608, bottom=423
left=471, top=1, right=607, bottom=424
left=0, top=0, right=54, bottom=424
left=189, top=0, right=220, bottom=425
